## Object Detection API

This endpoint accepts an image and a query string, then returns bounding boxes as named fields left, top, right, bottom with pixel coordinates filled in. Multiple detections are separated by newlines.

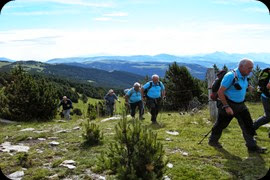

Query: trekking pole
left=198, top=128, right=212, bottom=144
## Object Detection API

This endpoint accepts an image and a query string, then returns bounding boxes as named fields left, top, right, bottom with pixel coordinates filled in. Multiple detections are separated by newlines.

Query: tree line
left=0, top=62, right=263, bottom=121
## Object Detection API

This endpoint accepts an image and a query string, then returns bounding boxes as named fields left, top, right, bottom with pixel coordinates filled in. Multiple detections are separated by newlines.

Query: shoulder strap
left=129, top=88, right=134, bottom=97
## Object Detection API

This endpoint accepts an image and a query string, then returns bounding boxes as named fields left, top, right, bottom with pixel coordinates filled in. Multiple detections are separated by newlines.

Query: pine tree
left=164, top=62, right=202, bottom=111
left=4, top=66, right=58, bottom=121
left=222, top=64, right=228, bottom=71
left=98, top=116, right=166, bottom=180
left=213, top=64, right=219, bottom=74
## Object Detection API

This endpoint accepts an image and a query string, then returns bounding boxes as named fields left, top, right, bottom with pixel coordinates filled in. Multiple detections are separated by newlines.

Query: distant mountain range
left=1, top=52, right=269, bottom=82
left=45, top=52, right=270, bottom=80
left=0, top=61, right=144, bottom=89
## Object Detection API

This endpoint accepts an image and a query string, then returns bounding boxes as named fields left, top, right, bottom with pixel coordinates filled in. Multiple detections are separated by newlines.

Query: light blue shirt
left=143, top=81, right=165, bottom=99
left=127, top=88, right=142, bottom=103
left=221, top=68, right=248, bottom=103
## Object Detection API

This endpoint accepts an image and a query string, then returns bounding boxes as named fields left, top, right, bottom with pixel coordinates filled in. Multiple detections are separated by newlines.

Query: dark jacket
left=59, top=99, right=73, bottom=110
left=104, top=93, right=118, bottom=105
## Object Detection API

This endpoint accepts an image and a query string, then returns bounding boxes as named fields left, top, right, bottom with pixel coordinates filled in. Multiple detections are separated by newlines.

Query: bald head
left=238, top=58, right=253, bottom=76
left=152, top=74, right=159, bottom=84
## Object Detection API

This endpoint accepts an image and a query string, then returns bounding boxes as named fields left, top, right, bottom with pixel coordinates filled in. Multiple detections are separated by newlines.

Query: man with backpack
left=125, top=82, right=144, bottom=120
left=58, top=96, right=73, bottom=120
left=104, top=89, right=120, bottom=117
left=208, top=59, right=267, bottom=153
left=141, top=74, right=165, bottom=124
left=253, top=68, right=270, bottom=138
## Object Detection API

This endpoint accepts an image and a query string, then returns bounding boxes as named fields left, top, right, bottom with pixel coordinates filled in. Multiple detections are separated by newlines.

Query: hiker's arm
left=267, top=82, right=270, bottom=89
left=161, top=82, right=165, bottom=98
left=125, top=95, right=129, bottom=104
left=141, top=88, right=145, bottom=99
left=218, top=86, right=234, bottom=116
left=247, top=84, right=254, bottom=92
left=162, top=90, right=165, bottom=98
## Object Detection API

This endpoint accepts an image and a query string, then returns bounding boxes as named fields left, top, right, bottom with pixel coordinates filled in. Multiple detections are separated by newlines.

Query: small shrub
left=73, top=108, right=82, bottom=116
left=16, top=152, right=32, bottom=168
left=82, top=120, right=103, bottom=146
left=98, top=115, right=166, bottom=180
left=87, top=103, right=97, bottom=120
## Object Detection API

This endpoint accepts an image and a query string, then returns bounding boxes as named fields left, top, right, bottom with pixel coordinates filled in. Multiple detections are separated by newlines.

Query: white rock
left=163, top=175, right=171, bottom=180
left=62, top=160, right=76, bottom=165
left=85, top=169, right=106, bottom=180
left=27, top=137, right=33, bottom=140
left=48, top=174, right=58, bottom=179
left=17, top=125, right=22, bottom=127
left=56, top=120, right=66, bottom=123
left=101, top=115, right=121, bottom=122
left=8, top=171, right=24, bottom=180
left=60, top=160, right=76, bottom=169
left=0, top=142, right=29, bottom=153
left=166, top=131, right=179, bottom=136
left=167, top=163, right=173, bottom=168
left=0, top=118, right=17, bottom=124
left=182, top=152, right=189, bottom=156
left=56, top=130, right=69, bottom=133
left=165, top=138, right=172, bottom=141
left=72, top=126, right=80, bottom=130
left=262, top=124, right=270, bottom=128
left=20, top=128, right=35, bottom=132
left=38, top=138, right=46, bottom=141
left=36, top=149, right=43, bottom=153
left=49, top=141, right=59, bottom=146
left=33, top=130, right=49, bottom=134
left=48, top=137, right=58, bottom=140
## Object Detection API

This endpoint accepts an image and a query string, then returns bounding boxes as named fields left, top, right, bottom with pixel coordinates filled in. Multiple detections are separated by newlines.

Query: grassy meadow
left=0, top=99, right=269, bottom=179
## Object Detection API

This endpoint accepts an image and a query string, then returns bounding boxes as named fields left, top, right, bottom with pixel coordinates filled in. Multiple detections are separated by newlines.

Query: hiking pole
left=198, top=128, right=212, bottom=144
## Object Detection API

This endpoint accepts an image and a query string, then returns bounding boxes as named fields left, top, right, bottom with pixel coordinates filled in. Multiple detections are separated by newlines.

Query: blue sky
left=0, top=0, right=269, bottom=61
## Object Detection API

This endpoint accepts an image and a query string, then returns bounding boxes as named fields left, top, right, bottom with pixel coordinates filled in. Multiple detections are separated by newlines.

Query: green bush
left=73, top=108, right=83, bottom=116
left=16, top=152, right=32, bottom=168
left=98, top=116, right=166, bottom=180
left=82, top=120, right=103, bottom=146
left=2, top=66, right=58, bottom=121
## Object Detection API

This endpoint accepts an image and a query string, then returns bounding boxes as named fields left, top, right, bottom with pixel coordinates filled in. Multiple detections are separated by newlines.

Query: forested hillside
left=0, top=61, right=144, bottom=89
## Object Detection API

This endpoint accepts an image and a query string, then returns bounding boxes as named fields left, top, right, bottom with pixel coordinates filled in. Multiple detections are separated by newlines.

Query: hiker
left=208, top=59, right=267, bottom=153
left=104, top=89, right=120, bottom=117
left=253, top=68, right=270, bottom=138
left=125, top=82, right=144, bottom=120
left=141, top=74, right=165, bottom=124
left=58, top=96, right=73, bottom=120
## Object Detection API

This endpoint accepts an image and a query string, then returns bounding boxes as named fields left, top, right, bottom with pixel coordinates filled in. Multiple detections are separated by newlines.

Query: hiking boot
left=248, top=146, right=267, bottom=154
left=208, top=141, right=223, bottom=149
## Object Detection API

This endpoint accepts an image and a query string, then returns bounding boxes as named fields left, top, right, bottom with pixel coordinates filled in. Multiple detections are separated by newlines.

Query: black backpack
left=258, top=68, right=270, bottom=97
left=210, top=70, right=237, bottom=101
left=144, top=81, right=161, bottom=98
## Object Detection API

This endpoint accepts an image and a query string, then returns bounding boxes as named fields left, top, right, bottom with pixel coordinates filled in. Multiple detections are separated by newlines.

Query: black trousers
left=130, top=100, right=143, bottom=118
left=209, top=100, right=257, bottom=148
left=146, top=98, right=161, bottom=122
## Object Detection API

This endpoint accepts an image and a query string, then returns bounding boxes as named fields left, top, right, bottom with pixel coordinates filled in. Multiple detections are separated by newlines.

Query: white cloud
left=22, top=0, right=114, bottom=8
left=1, top=22, right=270, bottom=61
left=212, top=0, right=254, bottom=5
left=243, top=7, right=269, bottom=13
left=103, top=12, right=128, bottom=17
left=93, top=17, right=112, bottom=21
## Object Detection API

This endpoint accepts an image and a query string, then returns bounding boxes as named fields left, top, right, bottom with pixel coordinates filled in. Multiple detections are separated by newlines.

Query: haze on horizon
left=0, top=0, right=270, bottom=62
